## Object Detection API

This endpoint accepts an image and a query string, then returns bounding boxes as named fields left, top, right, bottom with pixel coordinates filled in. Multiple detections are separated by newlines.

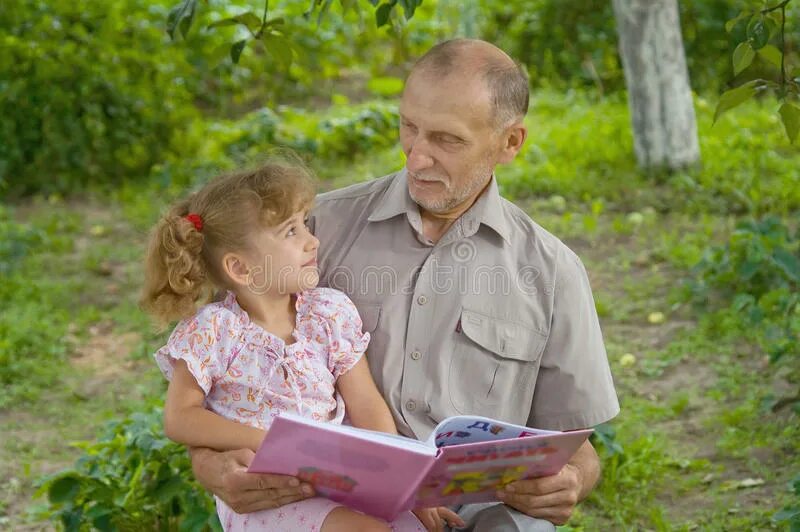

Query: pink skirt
left=216, top=497, right=425, bottom=531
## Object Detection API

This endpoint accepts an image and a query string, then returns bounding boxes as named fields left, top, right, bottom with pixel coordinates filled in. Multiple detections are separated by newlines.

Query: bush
left=36, top=406, right=219, bottom=532
left=687, top=215, right=799, bottom=360
left=0, top=0, right=200, bottom=197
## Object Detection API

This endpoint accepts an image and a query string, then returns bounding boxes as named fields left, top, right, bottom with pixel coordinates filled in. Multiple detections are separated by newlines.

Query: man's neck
left=419, top=180, right=492, bottom=244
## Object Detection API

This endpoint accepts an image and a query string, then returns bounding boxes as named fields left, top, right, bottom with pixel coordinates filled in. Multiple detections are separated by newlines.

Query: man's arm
left=189, top=447, right=315, bottom=514
left=496, top=438, right=600, bottom=525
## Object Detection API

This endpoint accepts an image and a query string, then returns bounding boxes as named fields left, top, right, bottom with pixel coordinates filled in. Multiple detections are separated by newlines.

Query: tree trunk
left=613, top=0, right=700, bottom=170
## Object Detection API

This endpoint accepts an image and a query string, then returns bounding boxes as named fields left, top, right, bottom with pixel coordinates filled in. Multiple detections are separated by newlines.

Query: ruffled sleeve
left=302, top=288, right=370, bottom=379
left=153, top=303, right=243, bottom=395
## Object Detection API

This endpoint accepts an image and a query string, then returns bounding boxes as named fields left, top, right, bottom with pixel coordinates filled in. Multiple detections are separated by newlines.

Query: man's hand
left=189, top=447, right=314, bottom=513
left=495, top=464, right=582, bottom=525
left=495, top=439, right=600, bottom=525
left=412, top=506, right=465, bottom=532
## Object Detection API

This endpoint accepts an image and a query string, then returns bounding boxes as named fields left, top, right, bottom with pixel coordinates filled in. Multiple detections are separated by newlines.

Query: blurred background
left=1, top=0, right=798, bottom=529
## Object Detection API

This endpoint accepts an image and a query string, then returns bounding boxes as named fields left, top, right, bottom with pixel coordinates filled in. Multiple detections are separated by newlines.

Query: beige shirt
left=309, top=170, right=619, bottom=440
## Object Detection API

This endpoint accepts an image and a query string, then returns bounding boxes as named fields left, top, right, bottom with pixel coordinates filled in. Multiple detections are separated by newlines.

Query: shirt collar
left=367, top=169, right=511, bottom=244
left=367, top=169, right=417, bottom=223
left=463, top=175, right=512, bottom=244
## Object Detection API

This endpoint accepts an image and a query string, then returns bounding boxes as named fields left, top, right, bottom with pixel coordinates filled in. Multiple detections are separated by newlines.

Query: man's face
left=399, top=72, right=503, bottom=214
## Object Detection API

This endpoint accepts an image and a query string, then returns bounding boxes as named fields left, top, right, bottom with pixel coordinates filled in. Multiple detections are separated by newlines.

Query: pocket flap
left=460, top=309, right=545, bottom=361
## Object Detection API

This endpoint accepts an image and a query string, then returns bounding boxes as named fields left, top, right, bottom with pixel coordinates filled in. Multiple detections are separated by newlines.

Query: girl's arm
left=164, top=360, right=266, bottom=452
left=336, top=356, right=397, bottom=434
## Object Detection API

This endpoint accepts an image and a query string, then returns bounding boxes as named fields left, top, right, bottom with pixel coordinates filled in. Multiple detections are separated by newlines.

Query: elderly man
left=191, top=39, right=619, bottom=531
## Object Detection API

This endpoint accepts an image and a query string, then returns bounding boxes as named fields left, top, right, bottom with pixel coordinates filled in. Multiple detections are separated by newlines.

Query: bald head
left=409, top=39, right=529, bottom=128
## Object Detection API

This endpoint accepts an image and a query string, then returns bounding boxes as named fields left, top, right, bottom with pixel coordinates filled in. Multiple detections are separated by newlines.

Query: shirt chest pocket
left=448, top=308, right=547, bottom=420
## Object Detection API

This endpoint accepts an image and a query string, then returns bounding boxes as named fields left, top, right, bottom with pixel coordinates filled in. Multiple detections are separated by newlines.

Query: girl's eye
left=287, top=226, right=296, bottom=237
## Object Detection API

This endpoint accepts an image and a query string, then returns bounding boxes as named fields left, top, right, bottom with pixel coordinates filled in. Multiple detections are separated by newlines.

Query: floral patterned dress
left=155, top=288, right=423, bottom=531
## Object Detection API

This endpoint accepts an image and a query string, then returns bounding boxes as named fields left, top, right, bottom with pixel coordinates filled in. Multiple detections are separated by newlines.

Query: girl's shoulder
left=296, top=287, right=358, bottom=321
left=169, top=291, right=246, bottom=341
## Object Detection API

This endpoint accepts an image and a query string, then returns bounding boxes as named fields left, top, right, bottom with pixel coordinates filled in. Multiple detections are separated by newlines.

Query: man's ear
left=221, top=252, right=252, bottom=288
left=497, top=122, right=527, bottom=164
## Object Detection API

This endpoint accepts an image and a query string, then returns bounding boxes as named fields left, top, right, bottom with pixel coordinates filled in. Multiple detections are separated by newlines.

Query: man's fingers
left=499, top=488, right=576, bottom=510
left=436, top=507, right=465, bottom=527
left=499, top=492, right=575, bottom=526
left=226, top=447, right=256, bottom=465
left=230, top=489, right=312, bottom=514
left=241, top=472, right=301, bottom=491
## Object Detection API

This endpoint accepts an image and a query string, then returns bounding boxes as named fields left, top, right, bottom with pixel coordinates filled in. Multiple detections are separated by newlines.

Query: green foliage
left=688, top=216, right=799, bottom=366
left=478, top=0, right=756, bottom=93
left=36, top=406, right=220, bottom=532
left=773, top=474, right=800, bottom=529
left=0, top=0, right=203, bottom=197
left=166, top=0, right=426, bottom=66
left=716, top=0, right=800, bottom=142
left=500, top=91, right=800, bottom=216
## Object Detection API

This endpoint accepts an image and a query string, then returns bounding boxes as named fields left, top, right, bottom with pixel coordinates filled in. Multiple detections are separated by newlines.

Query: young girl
left=141, top=163, right=460, bottom=532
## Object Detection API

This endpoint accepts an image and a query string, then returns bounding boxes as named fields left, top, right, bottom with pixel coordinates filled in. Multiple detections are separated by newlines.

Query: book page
left=426, top=415, right=561, bottom=448
left=280, top=413, right=434, bottom=454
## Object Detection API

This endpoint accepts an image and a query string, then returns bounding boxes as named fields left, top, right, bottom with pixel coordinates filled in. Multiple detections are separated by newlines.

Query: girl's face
left=244, top=210, right=320, bottom=296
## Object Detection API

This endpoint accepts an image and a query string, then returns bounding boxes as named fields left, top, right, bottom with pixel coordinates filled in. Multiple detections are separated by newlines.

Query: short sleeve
left=153, top=306, right=241, bottom=395
left=528, top=252, right=620, bottom=431
left=308, top=288, right=370, bottom=379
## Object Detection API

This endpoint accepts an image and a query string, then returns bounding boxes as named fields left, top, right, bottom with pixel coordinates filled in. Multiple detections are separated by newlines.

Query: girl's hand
left=412, top=506, right=465, bottom=531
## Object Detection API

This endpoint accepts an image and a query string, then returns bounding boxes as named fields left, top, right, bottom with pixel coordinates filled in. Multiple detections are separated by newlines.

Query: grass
left=1, top=91, right=798, bottom=530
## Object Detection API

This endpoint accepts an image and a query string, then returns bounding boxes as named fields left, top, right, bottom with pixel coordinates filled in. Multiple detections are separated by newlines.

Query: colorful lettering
left=466, top=421, right=491, bottom=431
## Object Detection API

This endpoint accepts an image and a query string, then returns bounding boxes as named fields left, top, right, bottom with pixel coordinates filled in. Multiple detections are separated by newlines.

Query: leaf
left=746, top=15, right=770, bottom=50
left=773, top=506, right=800, bottom=523
left=263, top=34, right=293, bottom=69
left=737, top=259, right=760, bottom=280
left=725, top=11, right=749, bottom=33
left=713, top=80, right=759, bottom=124
left=208, top=12, right=262, bottom=33
left=778, top=102, right=800, bottom=144
left=230, top=39, right=247, bottom=64
left=398, top=0, right=418, bottom=19
left=733, top=42, right=755, bottom=75
left=208, top=42, right=232, bottom=68
left=48, top=475, right=81, bottom=504
left=375, top=3, right=393, bottom=27
left=758, top=44, right=782, bottom=68
left=166, top=0, right=197, bottom=40
left=773, top=247, right=800, bottom=281
left=317, top=0, right=333, bottom=26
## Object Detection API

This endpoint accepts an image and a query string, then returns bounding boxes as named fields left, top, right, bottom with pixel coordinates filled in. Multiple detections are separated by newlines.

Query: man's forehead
left=400, top=74, right=492, bottom=128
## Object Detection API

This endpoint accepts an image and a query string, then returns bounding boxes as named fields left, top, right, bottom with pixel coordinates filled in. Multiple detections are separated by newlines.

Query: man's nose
left=405, top=140, right=434, bottom=172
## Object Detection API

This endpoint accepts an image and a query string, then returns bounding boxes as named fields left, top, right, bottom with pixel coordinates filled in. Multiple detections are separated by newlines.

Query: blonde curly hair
left=141, top=161, right=315, bottom=326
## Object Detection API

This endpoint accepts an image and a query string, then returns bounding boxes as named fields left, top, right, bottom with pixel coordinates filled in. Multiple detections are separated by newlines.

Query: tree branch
left=761, top=0, right=790, bottom=15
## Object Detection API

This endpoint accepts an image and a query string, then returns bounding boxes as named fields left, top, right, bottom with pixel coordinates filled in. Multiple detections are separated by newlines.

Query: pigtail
left=140, top=199, right=213, bottom=326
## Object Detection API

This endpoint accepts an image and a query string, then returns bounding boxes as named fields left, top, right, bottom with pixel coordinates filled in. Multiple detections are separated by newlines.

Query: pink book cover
left=248, top=413, right=438, bottom=521
left=413, top=422, right=593, bottom=508
left=248, top=413, right=592, bottom=522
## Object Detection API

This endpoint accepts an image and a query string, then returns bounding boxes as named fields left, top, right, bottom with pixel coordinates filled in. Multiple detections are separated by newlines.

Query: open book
left=248, top=413, right=592, bottom=521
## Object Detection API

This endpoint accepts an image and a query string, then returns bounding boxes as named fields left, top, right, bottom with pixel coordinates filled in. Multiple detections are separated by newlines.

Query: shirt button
left=410, top=350, right=422, bottom=360
left=417, top=295, right=428, bottom=305
left=406, top=400, right=417, bottom=411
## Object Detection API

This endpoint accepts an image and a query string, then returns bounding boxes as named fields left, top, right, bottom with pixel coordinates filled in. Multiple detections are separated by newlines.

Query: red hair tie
left=185, top=213, right=203, bottom=232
